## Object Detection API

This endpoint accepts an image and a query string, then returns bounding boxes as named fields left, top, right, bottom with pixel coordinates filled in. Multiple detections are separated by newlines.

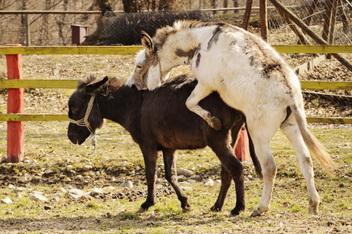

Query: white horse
left=127, top=20, right=335, bottom=216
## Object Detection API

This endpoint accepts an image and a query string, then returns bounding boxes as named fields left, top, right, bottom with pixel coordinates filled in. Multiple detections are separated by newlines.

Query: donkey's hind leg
left=186, top=83, right=222, bottom=130
left=162, top=148, right=190, bottom=211
left=281, top=117, right=320, bottom=214
left=209, top=142, right=245, bottom=216
left=211, top=165, right=232, bottom=212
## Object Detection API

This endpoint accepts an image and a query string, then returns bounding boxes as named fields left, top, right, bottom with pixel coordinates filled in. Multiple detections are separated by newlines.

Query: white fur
left=130, top=22, right=323, bottom=216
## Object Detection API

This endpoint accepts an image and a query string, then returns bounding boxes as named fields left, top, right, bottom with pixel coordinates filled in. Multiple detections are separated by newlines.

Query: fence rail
left=1, top=79, right=352, bottom=90
left=1, top=45, right=352, bottom=55
left=0, top=114, right=350, bottom=124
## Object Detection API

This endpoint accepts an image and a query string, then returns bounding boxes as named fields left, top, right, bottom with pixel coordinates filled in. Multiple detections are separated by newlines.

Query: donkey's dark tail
left=290, top=104, right=336, bottom=172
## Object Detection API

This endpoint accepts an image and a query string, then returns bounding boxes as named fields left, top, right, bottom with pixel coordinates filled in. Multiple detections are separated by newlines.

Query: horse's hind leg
left=211, top=165, right=231, bottom=212
left=186, top=83, right=222, bottom=130
left=281, top=117, right=320, bottom=214
left=162, top=148, right=190, bottom=211
left=246, top=115, right=282, bottom=217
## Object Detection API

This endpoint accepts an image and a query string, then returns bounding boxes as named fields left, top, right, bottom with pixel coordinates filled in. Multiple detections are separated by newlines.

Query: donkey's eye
left=71, top=107, right=79, bottom=114
left=136, top=64, right=143, bottom=69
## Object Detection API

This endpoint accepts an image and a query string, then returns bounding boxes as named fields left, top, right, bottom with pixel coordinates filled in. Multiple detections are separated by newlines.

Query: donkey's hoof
left=182, top=205, right=191, bottom=212
left=230, top=204, right=245, bottom=216
left=182, top=202, right=191, bottom=212
left=210, top=205, right=222, bottom=212
left=309, top=199, right=319, bottom=215
left=209, top=117, right=222, bottom=130
left=137, top=207, right=148, bottom=213
left=250, top=207, right=268, bottom=217
left=140, top=200, right=154, bottom=211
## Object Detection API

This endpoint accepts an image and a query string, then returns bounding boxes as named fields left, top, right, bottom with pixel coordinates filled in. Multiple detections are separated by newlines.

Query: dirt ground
left=0, top=54, right=351, bottom=233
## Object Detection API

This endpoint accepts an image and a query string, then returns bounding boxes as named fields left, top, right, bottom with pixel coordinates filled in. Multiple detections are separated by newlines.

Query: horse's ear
left=141, top=30, right=154, bottom=54
left=86, top=76, right=109, bottom=94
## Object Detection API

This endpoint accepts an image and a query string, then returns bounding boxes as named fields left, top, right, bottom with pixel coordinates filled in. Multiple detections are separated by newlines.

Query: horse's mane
left=154, top=20, right=227, bottom=47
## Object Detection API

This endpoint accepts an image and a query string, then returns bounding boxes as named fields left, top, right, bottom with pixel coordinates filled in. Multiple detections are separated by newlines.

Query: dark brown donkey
left=67, top=75, right=261, bottom=216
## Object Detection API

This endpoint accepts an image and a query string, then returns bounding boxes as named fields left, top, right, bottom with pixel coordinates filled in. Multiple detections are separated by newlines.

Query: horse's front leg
left=140, top=146, right=158, bottom=211
left=185, top=83, right=222, bottom=130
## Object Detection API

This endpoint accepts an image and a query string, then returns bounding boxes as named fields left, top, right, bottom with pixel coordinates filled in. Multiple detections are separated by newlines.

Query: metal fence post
left=6, top=49, right=24, bottom=162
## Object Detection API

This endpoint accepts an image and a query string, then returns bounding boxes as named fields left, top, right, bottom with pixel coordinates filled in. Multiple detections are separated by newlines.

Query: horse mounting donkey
left=67, top=75, right=262, bottom=216
left=128, top=20, right=336, bottom=216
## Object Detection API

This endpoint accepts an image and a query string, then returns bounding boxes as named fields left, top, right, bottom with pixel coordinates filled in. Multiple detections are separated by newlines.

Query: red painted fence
left=6, top=54, right=24, bottom=162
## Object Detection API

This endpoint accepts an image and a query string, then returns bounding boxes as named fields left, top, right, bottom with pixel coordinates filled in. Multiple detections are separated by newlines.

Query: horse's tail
left=246, top=126, right=263, bottom=179
left=289, top=104, right=336, bottom=172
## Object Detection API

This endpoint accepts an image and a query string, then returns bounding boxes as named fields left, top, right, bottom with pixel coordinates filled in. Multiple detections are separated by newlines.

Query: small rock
left=177, top=168, right=194, bottom=177
left=90, top=188, right=105, bottom=197
left=59, top=187, right=67, bottom=194
left=43, top=169, right=55, bottom=177
left=7, top=184, right=15, bottom=190
left=180, top=186, right=193, bottom=191
left=53, top=192, right=62, bottom=201
left=14, top=187, right=25, bottom=193
left=31, top=176, right=42, bottom=184
left=75, top=175, right=84, bottom=181
left=122, top=181, right=133, bottom=189
left=205, top=178, right=215, bottom=187
left=68, top=188, right=88, bottom=200
left=1, top=197, right=13, bottom=204
left=177, top=175, right=187, bottom=182
left=30, top=191, right=48, bottom=202
left=83, top=165, right=93, bottom=170
left=179, top=181, right=190, bottom=185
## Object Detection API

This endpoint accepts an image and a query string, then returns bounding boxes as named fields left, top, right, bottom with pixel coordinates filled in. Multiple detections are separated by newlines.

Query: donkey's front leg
left=186, top=83, right=222, bottom=130
left=140, top=147, right=158, bottom=211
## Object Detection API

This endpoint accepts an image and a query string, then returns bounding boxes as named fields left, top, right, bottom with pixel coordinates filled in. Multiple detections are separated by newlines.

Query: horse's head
left=127, top=29, right=189, bottom=90
left=67, top=76, right=122, bottom=145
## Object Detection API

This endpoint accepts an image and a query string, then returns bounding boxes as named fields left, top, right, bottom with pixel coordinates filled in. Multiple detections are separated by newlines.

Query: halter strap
left=69, top=95, right=95, bottom=134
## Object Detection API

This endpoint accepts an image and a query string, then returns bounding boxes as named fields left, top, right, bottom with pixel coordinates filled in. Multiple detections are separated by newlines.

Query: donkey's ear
left=86, top=76, right=109, bottom=94
left=141, top=30, right=154, bottom=54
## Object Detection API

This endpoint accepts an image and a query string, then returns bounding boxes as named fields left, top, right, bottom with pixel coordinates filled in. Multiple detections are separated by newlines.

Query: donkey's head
left=128, top=28, right=191, bottom=90
left=67, top=76, right=116, bottom=145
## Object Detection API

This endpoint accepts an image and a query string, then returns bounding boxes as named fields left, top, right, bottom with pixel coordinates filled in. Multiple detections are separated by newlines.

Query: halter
left=69, top=95, right=97, bottom=151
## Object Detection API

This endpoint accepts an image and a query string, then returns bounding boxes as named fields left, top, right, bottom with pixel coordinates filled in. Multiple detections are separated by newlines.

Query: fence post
left=6, top=51, right=24, bottom=163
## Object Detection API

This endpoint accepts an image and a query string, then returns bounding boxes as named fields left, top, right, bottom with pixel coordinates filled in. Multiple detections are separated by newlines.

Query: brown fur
left=68, top=75, right=263, bottom=216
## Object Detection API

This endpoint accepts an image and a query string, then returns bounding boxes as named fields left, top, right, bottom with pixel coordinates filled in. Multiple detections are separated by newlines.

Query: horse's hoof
left=250, top=207, right=267, bottom=217
left=210, top=205, right=222, bottom=212
left=209, top=117, right=222, bottom=130
left=309, top=199, right=319, bottom=215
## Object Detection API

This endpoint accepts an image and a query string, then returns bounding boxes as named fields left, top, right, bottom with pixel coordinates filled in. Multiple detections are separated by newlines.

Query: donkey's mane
left=77, top=75, right=123, bottom=92
left=154, top=20, right=227, bottom=47
left=78, top=75, right=97, bottom=89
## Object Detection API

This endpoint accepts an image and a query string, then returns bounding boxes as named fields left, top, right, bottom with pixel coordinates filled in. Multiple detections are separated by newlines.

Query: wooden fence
left=0, top=45, right=351, bottom=162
